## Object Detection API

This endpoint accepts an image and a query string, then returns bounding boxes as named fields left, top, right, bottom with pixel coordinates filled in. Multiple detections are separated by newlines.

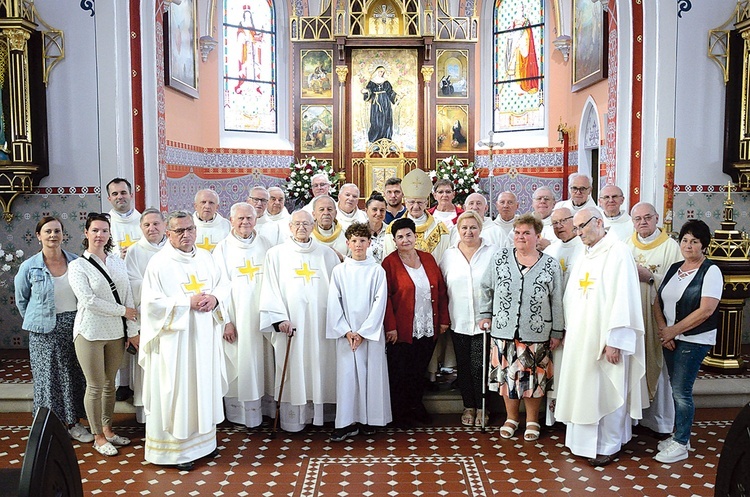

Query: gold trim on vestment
left=630, top=229, right=670, bottom=251
left=312, top=221, right=342, bottom=243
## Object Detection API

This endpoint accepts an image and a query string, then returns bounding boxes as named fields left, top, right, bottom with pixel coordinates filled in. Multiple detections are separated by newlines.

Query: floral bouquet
left=430, top=155, right=480, bottom=206
left=286, top=156, right=337, bottom=205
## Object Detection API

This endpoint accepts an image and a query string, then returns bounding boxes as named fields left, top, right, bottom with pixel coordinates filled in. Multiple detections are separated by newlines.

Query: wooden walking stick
left=271, top=328, right=295, bottom=438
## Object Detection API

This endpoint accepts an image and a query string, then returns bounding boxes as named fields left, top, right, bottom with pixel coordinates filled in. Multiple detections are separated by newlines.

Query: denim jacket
left=14, top=250, right=78, bottom=333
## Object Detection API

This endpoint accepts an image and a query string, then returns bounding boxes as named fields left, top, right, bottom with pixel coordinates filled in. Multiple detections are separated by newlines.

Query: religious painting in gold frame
left=164, top=0, right=199, bottom=98
left=301, top=50, right=333, bottom=99
left=436, top=105, right=469, bottom=152
left=351, top=48, right=419, bottom=152
left=365, top=159, right=404, bottom=196
left=436, top=50, right=468, bottom=98
left=301, top=105, right=333, bottom=153
left=572, top=0, right=608, bottom=92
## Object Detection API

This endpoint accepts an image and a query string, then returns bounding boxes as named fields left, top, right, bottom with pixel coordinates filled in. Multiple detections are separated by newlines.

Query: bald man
left=555, top=173, right=599, bottom=214
left=193, top=189, right=231, bottom=252
left=532, top=186, right=558, bottom=249
left=492, top=191, right=517, bottom=248
left=599, top=185, right=632, bottom=241
left=449, top=193, right=504, bottom=246
left=336, top=183, right=368, bottom=231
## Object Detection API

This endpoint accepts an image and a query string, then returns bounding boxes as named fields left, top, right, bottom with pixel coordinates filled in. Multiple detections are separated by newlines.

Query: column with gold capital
left=421, top=66, right=434, bottom=169
left=336, top=65, right=348, bottom=176
left=4, top=28, right=33, bottom=163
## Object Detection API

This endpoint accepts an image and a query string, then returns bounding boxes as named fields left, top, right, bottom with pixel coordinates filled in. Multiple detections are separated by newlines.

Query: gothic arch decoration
left=578, top=97, right=602, bottom=189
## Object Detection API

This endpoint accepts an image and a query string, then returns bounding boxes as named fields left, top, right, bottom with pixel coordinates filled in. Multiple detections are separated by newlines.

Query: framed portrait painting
left=572, top=0, right=608, bottom=92
left=436, top=49, right=468, bottom=98
left=301, top=105, right=333, bottom=153
left=301, top=50, right=333, bottom=99
left=164, top=0, right=199, bottom=98
left=436, top=105, right=469, bottom=152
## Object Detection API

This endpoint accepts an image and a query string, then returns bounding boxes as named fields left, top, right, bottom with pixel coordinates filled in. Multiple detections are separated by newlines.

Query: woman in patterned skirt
left=478, top=214, right=564, bottom=441
left=15, top=216, right=92, bottom=443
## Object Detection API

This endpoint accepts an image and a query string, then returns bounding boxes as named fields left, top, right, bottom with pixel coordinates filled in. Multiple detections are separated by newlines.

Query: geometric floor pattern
left=0, top=410, right=737, bottom=496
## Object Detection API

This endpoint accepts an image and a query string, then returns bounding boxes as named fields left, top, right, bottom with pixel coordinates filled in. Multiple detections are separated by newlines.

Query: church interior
left=0, top=0, right=749, bottom=495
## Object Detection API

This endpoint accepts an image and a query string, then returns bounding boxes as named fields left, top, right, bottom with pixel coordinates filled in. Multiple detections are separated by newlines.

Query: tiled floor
left=0, top=409, right=740, bottom=496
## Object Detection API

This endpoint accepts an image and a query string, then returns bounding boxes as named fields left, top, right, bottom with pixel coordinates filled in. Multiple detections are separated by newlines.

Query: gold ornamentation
left=421, top=66, right=434, bottom=83
left=335, top=65, right=348, bottom=83
left=5, top=29, right=29, bottom=51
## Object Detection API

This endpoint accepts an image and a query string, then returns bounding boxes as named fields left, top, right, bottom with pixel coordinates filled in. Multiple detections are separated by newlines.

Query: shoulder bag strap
left=84, top=255, right=127, bottom=339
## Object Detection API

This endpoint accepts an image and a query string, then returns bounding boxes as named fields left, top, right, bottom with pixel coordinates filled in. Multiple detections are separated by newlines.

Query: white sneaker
left=657, top=437, right=690, bottom=452
left=69, top=423, right=94, bottom=443
left=655, top=440, right=689, bottom=463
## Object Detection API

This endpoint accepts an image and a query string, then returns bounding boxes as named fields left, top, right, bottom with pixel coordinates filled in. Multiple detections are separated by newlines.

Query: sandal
left=499, top=419, right=519, bottom=439
left=461, top=408, right=476, bottom=427
left=93, top=441, right=118, bottom=457
left=474, top=409, right=489, bottom=428
left=524, top=422, right=541, bottom=441
left=106, top=434, right=131, bottom=446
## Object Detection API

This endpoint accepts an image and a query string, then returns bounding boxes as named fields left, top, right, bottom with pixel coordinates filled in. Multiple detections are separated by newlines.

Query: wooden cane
left=271, top=328, right=294, bottom=438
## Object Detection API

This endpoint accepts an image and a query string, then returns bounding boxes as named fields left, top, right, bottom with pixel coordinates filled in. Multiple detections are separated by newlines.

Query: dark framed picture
left=436, top=49, right=468, bottom=98
left=436, top=105, right=468, bottom=152
left=572, top=0, right=608, bottom=92
left=164, top=0, right=199, bottom=98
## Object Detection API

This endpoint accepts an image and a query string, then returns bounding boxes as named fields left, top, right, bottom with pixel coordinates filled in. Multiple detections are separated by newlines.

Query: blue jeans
left=663, top=340, right=711, bottom=445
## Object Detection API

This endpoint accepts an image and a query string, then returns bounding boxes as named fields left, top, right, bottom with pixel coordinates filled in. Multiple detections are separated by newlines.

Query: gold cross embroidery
left=294, top=262, right=317, bottom=284
left=119, top=233, right=138, bottom=249
left=238, top=259, right=261, bottom=281
left=559, top=258, right=567, bottom=273
left=196, top=236, right=216, bottom=252
left=182, top=274, right=206, bottom=295
left=579, top=272, right=595, bottom=296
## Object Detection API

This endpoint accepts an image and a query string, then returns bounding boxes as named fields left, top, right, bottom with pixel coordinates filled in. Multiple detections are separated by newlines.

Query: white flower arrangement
left=0, top=243, right=23, bottom=274
left=430, top=155, right=480, bottom=205
left=286, top=157, right=337, bottom=204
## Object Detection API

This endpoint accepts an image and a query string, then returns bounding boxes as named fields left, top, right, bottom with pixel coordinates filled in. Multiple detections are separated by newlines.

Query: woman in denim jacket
left=15, top=216, right=92, bottom=443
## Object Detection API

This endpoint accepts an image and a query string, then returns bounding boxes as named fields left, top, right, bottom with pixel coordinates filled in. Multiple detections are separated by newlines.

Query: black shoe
left=115, top=386, right=134, bottom=402
left=587, top=452, right=619, bottom=467
left=206, top=448, right=219, bottom=458
left=412, top=404, right=433, bottom=425
left=176, top=461, right=195, bottom=471
left=360, top=424, right=377, bottom=436
left=330, top=425, right=359, bottom=442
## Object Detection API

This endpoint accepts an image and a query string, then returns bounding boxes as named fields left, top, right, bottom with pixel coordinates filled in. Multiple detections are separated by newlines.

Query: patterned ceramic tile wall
left=0, top=191, right=102, bottom=348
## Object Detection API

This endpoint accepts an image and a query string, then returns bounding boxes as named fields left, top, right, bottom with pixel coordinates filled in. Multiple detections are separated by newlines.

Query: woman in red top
left=383, top=218, right=449, bottom=427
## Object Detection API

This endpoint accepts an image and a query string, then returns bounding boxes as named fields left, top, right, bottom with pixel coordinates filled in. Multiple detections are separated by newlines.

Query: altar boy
left=326, top=223, right=391, bottom=441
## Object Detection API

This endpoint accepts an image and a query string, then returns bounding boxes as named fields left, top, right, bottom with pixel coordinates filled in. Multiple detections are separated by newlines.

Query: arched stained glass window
left=493, top=0, right=544, bottom=132
left=223, top=1, right=277, bottom=133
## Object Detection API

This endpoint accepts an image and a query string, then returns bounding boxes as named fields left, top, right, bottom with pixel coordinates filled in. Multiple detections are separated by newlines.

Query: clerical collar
left=318, top=224, right=335, bottom=235
left=572, top=200, right=588, bottom=208
left=291, top=237, right=313, bottom=249
left=496, top=217, right=515, bottom=226
left=411, top=213, right=427, bottom=224
left=605, top=211, right=624, bottom=220
left=232, top=230, right=255, bottom=244
left=638, top=229, right=660, bottom=243
left=150, top=236, right=167, bottom=248
left=338, top=206, right=356, bottom=218
left=111, top=208, right=135, bottom=219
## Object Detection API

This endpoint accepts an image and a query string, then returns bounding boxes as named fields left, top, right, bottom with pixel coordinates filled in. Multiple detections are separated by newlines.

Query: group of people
left=14, top=170, right=721, bottom=471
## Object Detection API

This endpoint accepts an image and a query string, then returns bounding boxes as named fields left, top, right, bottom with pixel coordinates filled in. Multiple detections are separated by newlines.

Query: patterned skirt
left=28, top=311, right=87, bottom=424
left=488, top=337, right=553, bottom=399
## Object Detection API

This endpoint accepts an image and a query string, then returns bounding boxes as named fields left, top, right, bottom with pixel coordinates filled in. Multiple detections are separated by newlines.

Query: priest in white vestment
left=107, top=178, right=142, bottom=399
left=311, top=195, right=348, bottom=259
left=248, top=186, right=283, bottom=245
left=193, top=189, right=231, bottom=252
left=326, top=222, right=391, bottom=441
left=302, top=173, right=333, bottom=213
left=492, top=191, right=518, bottom=248
left=212, top=202, right=275, bottom=428
left=267, top=186, right=291, bottom=241
left=259, top=210, right=340, bottom=432
left=449, top=193, right=505, bottom=247
left=532, top=186, right=558, bottom=249
left=140, top=211, right=229, bottom=471
left=542, top=207, right=584, bottom=425
left=600, top=185, right=633, bottom=241
left=626, top=202, right=682, bottom=434
left=556, top=207, right=646, bottom=466
left=336, top=183, right=368, bottom=232
left=124, top=208, right=167, bottom=423
left=554, top=173, right=600, bottom=214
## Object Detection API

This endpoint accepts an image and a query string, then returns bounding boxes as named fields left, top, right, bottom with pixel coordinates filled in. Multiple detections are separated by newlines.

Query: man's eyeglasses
left=599, top=195, right=623, bottom=201
left=248, top=197, right=269, bottom=204
left=632, top=214, right=655, bottom=223
left=570, top=186, right=591, bottom=193
left=168, top=226, right=196, bottom=236
left=551, top=216, right=573, bottom=227
left=572, top=217, right=597, bottom=233
left=311, top=183, right=330, bottom=188
left=291, top=221, right=313, bottom=228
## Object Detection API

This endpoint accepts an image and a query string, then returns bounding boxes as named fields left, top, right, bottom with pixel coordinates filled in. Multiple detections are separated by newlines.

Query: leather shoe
left=207, top=448, right=220, bottom=458
left=115, top=386, right=134, bottom=402
left=587, top=452, right=619, bottom=467
left=176, top=461, right=194, bottom=471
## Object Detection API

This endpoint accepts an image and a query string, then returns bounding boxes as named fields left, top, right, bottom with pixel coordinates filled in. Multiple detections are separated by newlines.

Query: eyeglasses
left=405, top=200, right=427, bottom=207
left=632, top=214, right=656, bottom=223
left=570, top=186, right=591, bottom=193
left=572, top=217, right=597, bottom=233
left=551, top=216, right=573, bottom=227
left=168, top=226, right=196, bottom=236
left=311, top=183, right=330, bottom=188
left=248, top=197, right=269, bottom=204
left=291, top=221, right=313, bottom=228
left=599, top=195, right=623, bottom=201
left=533, top=196, right=553, bottom=202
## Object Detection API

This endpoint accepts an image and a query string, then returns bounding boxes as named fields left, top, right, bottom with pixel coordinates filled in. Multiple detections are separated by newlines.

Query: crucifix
left=374, top=5, right=395, bottom=24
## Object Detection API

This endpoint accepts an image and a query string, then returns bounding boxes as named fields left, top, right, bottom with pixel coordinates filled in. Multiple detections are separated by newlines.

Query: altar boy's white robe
left=326, top=256, right=391, bottom=429
left=259, top=237, right=340, bottom=432
left=193, top=212, right=231, bottom=252
left=124, top=235, right=166, bottom=423
left=212, top=232, right=275, bottom=428
left=139, top=243, right=229, bottom=465
left=556, top=232, right=647, bottom=458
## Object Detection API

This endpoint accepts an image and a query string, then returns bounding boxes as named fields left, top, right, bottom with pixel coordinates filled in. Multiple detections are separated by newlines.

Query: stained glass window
left=493, top=0, right=544, bottom=132
left=223, top=1, right=277, bottom=133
